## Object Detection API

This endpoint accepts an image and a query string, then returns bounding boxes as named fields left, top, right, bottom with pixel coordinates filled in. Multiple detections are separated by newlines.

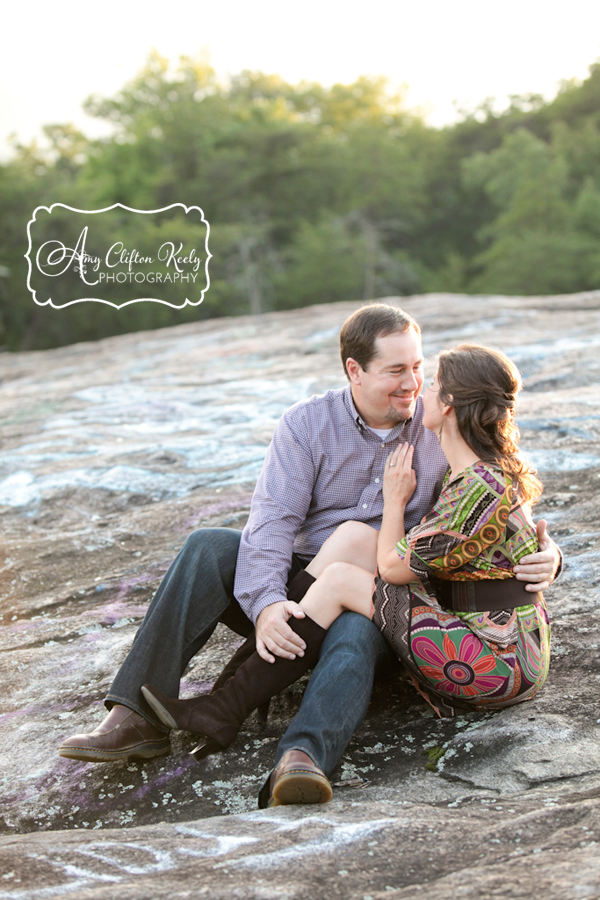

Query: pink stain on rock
left=178, top=496, right=251, bottom=533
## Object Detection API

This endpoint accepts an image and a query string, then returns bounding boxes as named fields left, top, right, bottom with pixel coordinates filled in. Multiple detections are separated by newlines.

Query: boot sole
left=58, top=741, right=170, bottom=762
left=141, top=686, right=180, bottom=730
left=269, top=770, right=333, bottom=807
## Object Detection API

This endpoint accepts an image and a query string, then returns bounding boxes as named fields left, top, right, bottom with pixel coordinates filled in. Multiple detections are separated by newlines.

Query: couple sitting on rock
left=60, top=304, right=559, bottom=808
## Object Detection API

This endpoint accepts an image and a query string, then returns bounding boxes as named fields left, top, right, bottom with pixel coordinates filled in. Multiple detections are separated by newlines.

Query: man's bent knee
left=182, top=528, right=242, bottom=563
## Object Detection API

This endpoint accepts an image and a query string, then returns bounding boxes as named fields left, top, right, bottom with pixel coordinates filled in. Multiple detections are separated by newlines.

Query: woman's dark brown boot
left=210, top=633, right=258, bottom=693
left=210, top=633, right=271, bottom=726
left=141, top=613, right=326, bottom=759
left=208, top=569, right=316, bottom=723
left=286, top=569, right=316, bottom=603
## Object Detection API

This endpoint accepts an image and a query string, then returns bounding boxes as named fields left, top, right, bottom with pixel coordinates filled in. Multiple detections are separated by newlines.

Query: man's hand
left=513, top=520, right=561, bottom=592
left=255, top=601, right=307, bottom=663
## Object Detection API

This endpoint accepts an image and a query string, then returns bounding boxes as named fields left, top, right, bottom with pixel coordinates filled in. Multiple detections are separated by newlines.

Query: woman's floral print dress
left=372, top=462, right=551, bottom=717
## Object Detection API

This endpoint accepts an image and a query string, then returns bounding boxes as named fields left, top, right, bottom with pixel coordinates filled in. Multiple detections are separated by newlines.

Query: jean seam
left=181, top=608, right=224, bottom=662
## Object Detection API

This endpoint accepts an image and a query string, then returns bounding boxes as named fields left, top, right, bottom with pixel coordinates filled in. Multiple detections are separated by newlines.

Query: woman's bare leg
left=299, top=561, right=374, bottom=630
left=305, top=522, right=378, bottom=579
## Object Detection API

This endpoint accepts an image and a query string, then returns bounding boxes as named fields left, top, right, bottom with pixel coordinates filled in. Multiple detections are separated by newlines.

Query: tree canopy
left=2, top=53, right=600, bottom=350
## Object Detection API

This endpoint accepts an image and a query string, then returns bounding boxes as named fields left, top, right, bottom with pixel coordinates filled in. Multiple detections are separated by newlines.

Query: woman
left=142, top=344, right=550, bottom=751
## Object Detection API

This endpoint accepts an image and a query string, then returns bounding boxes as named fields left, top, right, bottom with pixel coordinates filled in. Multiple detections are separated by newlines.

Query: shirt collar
left=343, top=385, right=411, bottom=441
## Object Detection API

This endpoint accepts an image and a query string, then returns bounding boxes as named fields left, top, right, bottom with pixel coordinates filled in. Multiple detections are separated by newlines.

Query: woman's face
left=422, top=372, right=444, bottom=434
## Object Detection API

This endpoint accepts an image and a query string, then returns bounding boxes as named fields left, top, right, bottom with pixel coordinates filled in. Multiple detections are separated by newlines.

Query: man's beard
left=384, top=402, right=415, bottom=424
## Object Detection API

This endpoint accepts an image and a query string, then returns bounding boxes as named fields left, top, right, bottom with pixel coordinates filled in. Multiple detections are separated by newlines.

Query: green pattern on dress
left=372, top=461, right=551, bottom=717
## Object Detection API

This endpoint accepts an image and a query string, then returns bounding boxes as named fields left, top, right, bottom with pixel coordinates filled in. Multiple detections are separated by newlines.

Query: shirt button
left=381, top=443, right=385, bottom=448
left=375, top=478, right=380, bottom=483
left=362, top=503, right=367, bottom=509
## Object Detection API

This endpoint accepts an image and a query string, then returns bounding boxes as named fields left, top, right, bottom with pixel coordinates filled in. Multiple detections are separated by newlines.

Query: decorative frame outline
left=25, top=202, right=212, bottom=310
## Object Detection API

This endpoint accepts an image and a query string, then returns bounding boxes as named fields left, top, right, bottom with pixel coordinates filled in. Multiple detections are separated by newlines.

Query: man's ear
left=345, top=357, right=362, bottom=384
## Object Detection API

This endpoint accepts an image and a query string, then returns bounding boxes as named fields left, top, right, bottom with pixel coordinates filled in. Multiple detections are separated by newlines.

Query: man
left=60, top=304, right=560, bottom=806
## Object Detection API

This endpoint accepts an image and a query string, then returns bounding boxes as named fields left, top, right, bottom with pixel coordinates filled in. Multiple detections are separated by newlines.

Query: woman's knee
left=318, top=560, right=363, bottom=590
left=324, top=522, right=378, bottom=571
left=332, top=521, right=378, bottom=551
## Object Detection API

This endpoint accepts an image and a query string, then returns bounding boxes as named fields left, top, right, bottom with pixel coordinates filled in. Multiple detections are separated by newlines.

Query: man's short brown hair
left=339, top=303, right=421, bottom=378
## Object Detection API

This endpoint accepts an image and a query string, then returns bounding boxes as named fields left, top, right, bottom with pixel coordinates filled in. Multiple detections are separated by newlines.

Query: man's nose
left=401, top=370, right=420, bottom=391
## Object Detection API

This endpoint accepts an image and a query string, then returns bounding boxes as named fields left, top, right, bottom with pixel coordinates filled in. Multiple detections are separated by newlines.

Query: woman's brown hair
left=436, top=343, right=542, bottom=504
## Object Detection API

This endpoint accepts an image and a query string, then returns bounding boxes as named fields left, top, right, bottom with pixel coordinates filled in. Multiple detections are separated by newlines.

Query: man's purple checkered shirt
left=235, top=385, right=449, bottom=623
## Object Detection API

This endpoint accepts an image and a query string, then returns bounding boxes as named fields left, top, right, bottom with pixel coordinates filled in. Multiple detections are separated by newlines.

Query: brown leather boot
left=259, top=749, right=332, bottom=808
left=58, top=704, right=170, bottom=762
left=141, top=613, right=326, bottom=758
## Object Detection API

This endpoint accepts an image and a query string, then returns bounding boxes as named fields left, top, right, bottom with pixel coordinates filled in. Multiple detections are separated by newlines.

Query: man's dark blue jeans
left=106, top=527, right=393, bottom=778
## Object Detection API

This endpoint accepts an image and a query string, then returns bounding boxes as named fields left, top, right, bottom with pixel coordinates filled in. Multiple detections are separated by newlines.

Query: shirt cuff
left=247, top=591, right=289, bottom=625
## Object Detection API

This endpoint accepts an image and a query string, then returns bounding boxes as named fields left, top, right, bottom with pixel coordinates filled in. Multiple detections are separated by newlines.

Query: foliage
left=2, top=52, right=600, bottom=350
left=422, top=745, right=446, bottom=771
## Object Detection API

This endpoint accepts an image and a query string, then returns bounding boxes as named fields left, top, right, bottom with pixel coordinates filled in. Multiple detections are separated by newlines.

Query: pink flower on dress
left=412, top=632, right=506, bottom=697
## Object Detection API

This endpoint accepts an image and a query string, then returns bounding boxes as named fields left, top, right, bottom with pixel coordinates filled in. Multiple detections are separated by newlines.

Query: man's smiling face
left=346, top=328, right=424, bottom=429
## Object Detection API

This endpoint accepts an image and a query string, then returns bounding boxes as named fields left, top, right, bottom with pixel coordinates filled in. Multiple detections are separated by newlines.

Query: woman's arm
left=377, top=444, right=420, bottom=585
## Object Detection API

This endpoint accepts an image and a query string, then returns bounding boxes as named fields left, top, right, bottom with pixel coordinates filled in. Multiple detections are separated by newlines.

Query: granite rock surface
left=0, top=293, right=599, bottom=898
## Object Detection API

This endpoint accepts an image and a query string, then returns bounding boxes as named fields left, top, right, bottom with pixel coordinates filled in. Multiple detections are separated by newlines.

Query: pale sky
left=1, top=0, right=599, bottom=159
